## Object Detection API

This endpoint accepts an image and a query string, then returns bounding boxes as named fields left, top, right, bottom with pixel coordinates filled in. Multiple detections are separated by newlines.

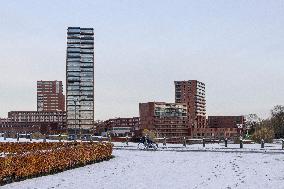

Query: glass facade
left=66, top=27, right=94, bottom=130
left=154, top=104, right=187, bottom=118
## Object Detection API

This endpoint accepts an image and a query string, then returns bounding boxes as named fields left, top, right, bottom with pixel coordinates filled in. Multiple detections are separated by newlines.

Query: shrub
left=142, top=129, right=157, bottom=141
left=251, top=127, right=275, bottom=143
left=0, top=142, right=113, bottom=185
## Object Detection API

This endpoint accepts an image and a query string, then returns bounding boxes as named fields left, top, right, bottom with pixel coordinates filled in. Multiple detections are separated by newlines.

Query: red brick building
left=191, top=127, right=239, bottom=139
left=97, top=117, right=140, bottom=137
left=175, top=80, right=206, bottom=128
left=190, top=116, right=245, bottom=139
left=37, top=80, right=65, bottom=112
left=0, top=111, right=67, bottom=135
left=208, top=116, right=245, bottom=128
left=139, top=102, right=189, bottom=139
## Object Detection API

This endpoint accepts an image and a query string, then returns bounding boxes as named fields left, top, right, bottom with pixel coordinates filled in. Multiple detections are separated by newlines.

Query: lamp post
left=74, top=98, right=78, bottom=141
left=237, top=124, right=243, bottom=138
left=79, top=119, right=82, bottom=140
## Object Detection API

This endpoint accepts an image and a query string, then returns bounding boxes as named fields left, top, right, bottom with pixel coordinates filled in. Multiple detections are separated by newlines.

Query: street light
left=74, top=97, right=79, bottom=141
left=237, top=123, right=243, bottom=139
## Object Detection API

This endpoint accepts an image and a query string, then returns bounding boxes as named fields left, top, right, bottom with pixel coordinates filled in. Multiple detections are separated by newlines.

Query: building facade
left=37, top=80, right=65, bottom=112
left=175, top=80, right=206, bottom=128
left=208, top=116, right=245, bottom=128
left=98, top=117, right=140, bottom=137
left=190, top=116, right=245, bottom=139
left=66, top=27, right=94, bottom=131
left=191, top=127, right=239, bottom=139
left=0, top=111, right=66, bottom=134
left=139, top=102, right=189, bottom=139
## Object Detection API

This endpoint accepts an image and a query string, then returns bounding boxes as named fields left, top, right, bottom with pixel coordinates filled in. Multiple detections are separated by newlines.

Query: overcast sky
left=0, top=0, right=283, bottom=120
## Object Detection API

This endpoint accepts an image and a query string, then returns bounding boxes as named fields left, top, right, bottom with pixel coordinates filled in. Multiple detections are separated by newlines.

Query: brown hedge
left=0, top=142, right=80, bottom=155
left=0, top=142, right=113, bottom=185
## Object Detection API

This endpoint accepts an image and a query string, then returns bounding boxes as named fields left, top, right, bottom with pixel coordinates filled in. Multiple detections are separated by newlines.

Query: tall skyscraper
left=37, top=80, right=65, bottom=112
left=66, top=27, right=94, bottom=131
left=174, top=80, right=206, bottom=128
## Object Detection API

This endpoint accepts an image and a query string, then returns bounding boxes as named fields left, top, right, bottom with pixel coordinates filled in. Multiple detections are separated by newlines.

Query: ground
left=2, top=145, right=284, bottom=189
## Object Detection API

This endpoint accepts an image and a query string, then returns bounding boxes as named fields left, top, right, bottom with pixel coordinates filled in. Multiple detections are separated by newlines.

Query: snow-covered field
left=1, top=138, right=284, bottom=189
left=113, top=141, right=284, bottom=154
left=1, top=148, right=284, bottom=189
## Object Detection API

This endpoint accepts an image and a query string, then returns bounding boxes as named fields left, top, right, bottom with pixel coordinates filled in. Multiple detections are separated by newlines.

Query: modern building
left=0, top=111, right=66, bottom=134
left=66, top=27, right=94, bottom=131
left=139, top=102, right=189, bottom=140
left=208, top=116, right=245, bottom=128
left=175, top=80, right=206, bottom=128
left=98, top=117, right=140, bottom=137
left=191, top=127, right=239, bottom=139
left=37, top=80, right=65, bottom=112
left=190, top=116, right=245, bottom=139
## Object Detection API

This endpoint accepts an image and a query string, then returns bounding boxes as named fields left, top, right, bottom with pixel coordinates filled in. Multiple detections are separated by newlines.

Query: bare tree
left=244, top=114, right=262, bottom=135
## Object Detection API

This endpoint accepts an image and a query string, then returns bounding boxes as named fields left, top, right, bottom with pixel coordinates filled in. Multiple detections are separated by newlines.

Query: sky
left=0, top=0, right=284, bottom=120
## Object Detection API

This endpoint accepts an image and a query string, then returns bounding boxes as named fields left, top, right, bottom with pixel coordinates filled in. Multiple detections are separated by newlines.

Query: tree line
left=245, top=105, right=284, bottom=142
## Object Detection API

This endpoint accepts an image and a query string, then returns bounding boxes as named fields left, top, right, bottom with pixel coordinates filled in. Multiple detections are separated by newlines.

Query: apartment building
left=175, top=80, right=206, bottom=128
left=0, top=111, right=66, bottom=134
left=37, top=80, right=65, bottom=112
left=98, top=117, right=140, bottom=137
left=208, top=116, right=245, bottom=128
left=139, top=102, right=189, bottom=139
left=66, top=27, right=94, bottom=131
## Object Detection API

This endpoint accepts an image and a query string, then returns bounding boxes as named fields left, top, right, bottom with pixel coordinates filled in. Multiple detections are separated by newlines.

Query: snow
left=0, top=137, right=42, bottom=143
left=0, top=137, right=68, bottom=143
left=1, top=146, right=284, bottom=189
left=2, top=137, right=282, bottom=151
left=113, top=142, right=284, bottom=154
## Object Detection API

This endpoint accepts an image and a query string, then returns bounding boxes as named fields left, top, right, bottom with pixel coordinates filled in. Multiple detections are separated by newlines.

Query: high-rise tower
left=37, top=80, right=65, bottom=112
left=66, top=27, right=94, bottom=131
left=174, top=80, right=206, bottom=128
